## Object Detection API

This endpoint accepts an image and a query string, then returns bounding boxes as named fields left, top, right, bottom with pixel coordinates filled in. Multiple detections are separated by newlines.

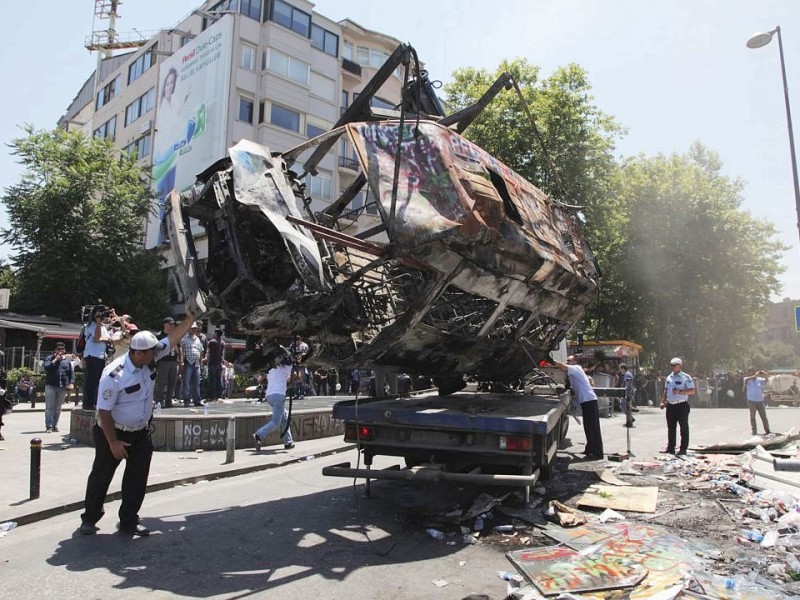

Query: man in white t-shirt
left=554, top=355, right=604, bottom=460
left=252, top=350, right=295, bottom=451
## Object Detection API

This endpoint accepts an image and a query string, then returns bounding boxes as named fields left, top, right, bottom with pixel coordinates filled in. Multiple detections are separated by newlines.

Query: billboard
left=148, top=15, right=234, bottom=247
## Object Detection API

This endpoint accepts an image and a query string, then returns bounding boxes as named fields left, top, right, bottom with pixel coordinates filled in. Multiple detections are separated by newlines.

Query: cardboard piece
left=599, top=470, right=632, bottom=486
left=577, top=485, right=658, bottom=513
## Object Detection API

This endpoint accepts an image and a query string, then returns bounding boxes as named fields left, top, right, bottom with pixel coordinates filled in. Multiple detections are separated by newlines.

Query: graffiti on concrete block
left=183, top=421, right=228, bottom=449
left=291, top=413, right=344, bottom=439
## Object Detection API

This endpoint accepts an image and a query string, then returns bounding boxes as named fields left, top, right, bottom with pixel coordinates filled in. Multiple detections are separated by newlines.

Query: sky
left=1, top=0, right=799, bottom=298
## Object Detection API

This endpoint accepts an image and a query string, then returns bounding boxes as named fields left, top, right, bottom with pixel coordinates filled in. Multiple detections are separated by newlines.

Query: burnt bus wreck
left=169, top=43, right=599, bottom=394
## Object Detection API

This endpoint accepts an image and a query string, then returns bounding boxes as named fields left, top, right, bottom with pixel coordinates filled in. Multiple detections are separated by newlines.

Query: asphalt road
left=2, top=402, right=799, bottom=599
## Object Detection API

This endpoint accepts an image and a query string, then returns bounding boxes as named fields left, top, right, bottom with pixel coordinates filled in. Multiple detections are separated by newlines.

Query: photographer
left=82, top=305, right=112, bottom=410
left=43, top=342, right=75, bottom=432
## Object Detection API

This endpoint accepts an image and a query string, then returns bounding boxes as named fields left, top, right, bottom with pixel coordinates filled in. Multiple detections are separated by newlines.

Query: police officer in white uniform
left=80, top=313, right=195, bottom=536
left=659, top=357, right=695, bottom=455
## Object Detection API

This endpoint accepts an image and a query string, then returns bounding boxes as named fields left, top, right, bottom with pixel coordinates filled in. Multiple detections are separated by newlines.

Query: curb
left=10, top=443, right=355, bottom=527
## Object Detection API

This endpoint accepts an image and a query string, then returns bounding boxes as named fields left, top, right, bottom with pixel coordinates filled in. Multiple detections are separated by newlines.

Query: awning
left=0, top=317, right=82, bottom=340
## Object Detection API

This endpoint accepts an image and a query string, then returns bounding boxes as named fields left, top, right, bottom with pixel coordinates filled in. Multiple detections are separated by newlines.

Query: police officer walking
left=659, top=357, right=695, bottom=455
left=79, top=311, right=196, bottom=537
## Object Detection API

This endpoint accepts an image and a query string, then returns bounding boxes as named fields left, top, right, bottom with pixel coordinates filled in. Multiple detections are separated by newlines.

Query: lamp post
left=747, top=26, right=800, bottom=250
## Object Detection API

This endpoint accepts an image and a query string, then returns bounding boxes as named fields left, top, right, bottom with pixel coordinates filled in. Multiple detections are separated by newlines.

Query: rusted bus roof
left=346, top=120, right=597, bottom=301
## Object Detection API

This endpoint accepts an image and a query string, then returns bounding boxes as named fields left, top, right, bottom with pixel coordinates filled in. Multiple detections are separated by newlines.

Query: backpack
left=76, top=326, right=87, bottom=355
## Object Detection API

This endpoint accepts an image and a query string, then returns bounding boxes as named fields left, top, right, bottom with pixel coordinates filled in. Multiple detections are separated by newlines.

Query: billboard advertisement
left=148, top=15, right=234, bottom=247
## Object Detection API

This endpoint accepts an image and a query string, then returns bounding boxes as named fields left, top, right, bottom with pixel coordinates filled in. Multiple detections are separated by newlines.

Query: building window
left=271, top=0, right=310, bottom=37
left=93, top=115, right=117, bottom=140
left=266, top=48, right=309, bottom=85
left=270, top=104, right=300, bottom=132
left=356, top=46, right=369, bottom=66
left=371, top=96, right=395, bottom=111
left=96, top=77, right=119, bottom=109
left=342, top=41, right=353, bottom=61
left=124, top=134, right=152, bottom=159
left=179, top=35, right=190, bottom=48
left=238, top=96, right=254, bottom=123
left=309, top=72, right=335, bottom=101
left=311, top=24, right=338, bottom=57
left=258, top=101, right=265, bottom=124
left=307, top=172, right=332, bottom=199
left=241, top=43, right=257, bottom=70
left=128, top=45, right=156, bottom=85
left=124, top=88, right=155, bottom=127
left=341, top=91, right=348, bottom=113
left=240, top=0, right=262, bottom=21
left=305, top=116, right=328, bottom=138
left=210, top=0, right=238, bottom=12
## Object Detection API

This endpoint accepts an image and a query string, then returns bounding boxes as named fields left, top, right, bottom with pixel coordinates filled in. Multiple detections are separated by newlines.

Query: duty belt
left=114, top=422, right=149, bottom=432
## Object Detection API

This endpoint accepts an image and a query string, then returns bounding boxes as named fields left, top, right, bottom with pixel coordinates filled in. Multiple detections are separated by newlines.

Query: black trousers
left=81, top=424, right=153, bottom=529
left=665, top=401, right=690, bottom=452
left=581, top=399, right=604, bottom=457
left=83, top=356, right=106, bottom=410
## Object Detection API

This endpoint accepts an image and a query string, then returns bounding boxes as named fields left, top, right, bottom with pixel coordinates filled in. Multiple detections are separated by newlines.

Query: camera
left=81, top=304, right=110, bottom=323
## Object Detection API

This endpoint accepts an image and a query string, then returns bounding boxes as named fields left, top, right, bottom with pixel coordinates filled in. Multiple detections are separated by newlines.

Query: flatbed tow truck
left=322, top=382, right=598, bottom=501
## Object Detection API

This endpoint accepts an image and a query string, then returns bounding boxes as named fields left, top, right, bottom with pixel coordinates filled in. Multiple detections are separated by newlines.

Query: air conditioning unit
left=139, top=120, right=151, bottom=134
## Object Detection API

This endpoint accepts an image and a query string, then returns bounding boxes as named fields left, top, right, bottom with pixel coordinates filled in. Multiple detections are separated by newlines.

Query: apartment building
left=59, top=0, right=406, bottom=302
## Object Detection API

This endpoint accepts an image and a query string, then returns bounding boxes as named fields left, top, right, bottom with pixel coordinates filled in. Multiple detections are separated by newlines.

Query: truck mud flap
left=322, top=462, right=539, bottom=487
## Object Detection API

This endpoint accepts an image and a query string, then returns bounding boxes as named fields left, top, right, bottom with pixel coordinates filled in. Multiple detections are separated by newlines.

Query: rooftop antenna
left=85, top=0, right=147, bottom=57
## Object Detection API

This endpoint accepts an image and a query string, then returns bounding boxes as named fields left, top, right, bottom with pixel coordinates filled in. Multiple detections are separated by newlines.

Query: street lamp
left=747, top=26, right=800, bottom=251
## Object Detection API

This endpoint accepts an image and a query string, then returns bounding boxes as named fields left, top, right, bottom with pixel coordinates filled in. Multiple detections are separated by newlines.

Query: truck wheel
left=434, top=376, right=466, bottom=396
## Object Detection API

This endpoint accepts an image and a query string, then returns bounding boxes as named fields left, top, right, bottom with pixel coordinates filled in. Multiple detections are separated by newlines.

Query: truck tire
left=434, top=376, right=466, bottom=396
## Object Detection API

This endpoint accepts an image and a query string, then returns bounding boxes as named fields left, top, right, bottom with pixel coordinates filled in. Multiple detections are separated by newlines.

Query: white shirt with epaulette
left=665, top=370, right=694, bottom=404
left=96, top=339, right=172, bottom=429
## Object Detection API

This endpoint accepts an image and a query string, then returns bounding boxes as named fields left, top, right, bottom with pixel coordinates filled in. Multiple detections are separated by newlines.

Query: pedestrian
left=42, top=342, right=75, bottom=433
left=618, top=363, right=635, bottom=428
left=252, top=350, right=295, bottom=451
left=554, top=355, right=604, bottom=459
left=743, top=367, right=771, bottom=436
left=0, top=368, right=9, bottom=441
left=179, top=322, right=205, bottom=407
left=659, top=357, right=695, bottom=455
left=206, top=329, right=225, bottom=402
left=79, top=312, right=195, bottom=537
left=82, top=305, right=112, bottom=410
left=222, top=360, right=235, bottom=398
left=15, top=372, right=35, bottom=407
left=153, top=317, right=180, bottom=408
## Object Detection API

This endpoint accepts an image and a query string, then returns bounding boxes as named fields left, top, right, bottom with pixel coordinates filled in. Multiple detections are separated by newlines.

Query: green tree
left=1, top=126, right=170, bottom=327
left=600, top=143, right=786, bottom=372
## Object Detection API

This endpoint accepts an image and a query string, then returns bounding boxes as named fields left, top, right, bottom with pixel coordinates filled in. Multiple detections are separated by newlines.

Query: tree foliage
left=598, top=143, right=786, bottom=372
left=1, top=126, right=170, bottom=327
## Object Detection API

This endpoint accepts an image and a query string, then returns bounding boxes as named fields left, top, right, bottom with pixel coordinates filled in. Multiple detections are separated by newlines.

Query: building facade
left=59, top=0, right=406, bottom=306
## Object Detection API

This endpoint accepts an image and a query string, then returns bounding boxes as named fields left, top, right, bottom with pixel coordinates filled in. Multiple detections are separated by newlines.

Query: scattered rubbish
left=462, top=534, right=478, bottom=545
left=426, top=528, right=446, bottom=541
left=741, top=528, right=765, bottom=543
left=598, top=469, right=632, bottom=486
left=495, top=525, right=514, bottom=533
left=0, top=521, right=18, bottom=533
left=304, top=455, right=316, bottom=461
left=431, top=579, right=449, bottom=587
left=577, top=484, right=658, bottom=513
left=195, top=449, right=204, bottom=453
left=761, top=529, right=779, bottom=548
left=598, top=508, right=625, bottom=523
left=544, top=500, right=587, bottom=527
left=496, top=570, right=524, bottom=583
left=474, top=516, right=484, bottom=531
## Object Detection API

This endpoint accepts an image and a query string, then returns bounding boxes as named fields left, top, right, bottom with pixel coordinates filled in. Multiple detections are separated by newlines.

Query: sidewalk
left=0, top=402, right=352, bottom=526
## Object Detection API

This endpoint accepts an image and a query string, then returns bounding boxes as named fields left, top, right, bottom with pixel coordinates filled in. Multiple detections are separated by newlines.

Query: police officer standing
left=79, top=311, right=195, bottom=537
left=659, top=357, right=695, bottom=455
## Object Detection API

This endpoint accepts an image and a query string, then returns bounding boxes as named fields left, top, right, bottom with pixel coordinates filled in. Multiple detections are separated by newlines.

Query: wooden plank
left=577, top=485, right=658, bottom=513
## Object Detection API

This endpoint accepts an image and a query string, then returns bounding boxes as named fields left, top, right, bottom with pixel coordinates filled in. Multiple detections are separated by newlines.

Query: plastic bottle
left=426, top=528, right=445, bottom=541
left=0, top=521, right=18, bottom=532
left=710, top=574, right=759, bottom=598
left=203, top=403, right=209, bottom=416
left=154, top=402, right=162, bottom=416
left=495, top=524, right=514, bottom=533
left=740, top=529, right=764, bottom=543
left=497, top=570, right=524, bottom=583
left=786, top=553, right=800, bottom=574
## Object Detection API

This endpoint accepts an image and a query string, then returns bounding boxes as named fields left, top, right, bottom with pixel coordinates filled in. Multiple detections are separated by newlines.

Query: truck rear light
left=345, top=423, right=375, bottom=441
left=499, top=435, right=531, bottom=451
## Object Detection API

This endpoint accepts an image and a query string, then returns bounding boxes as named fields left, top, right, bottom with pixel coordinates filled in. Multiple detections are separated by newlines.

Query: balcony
left=341, top=58, right=361, bottom=77
left=338, top=156, right=360, bottom=171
